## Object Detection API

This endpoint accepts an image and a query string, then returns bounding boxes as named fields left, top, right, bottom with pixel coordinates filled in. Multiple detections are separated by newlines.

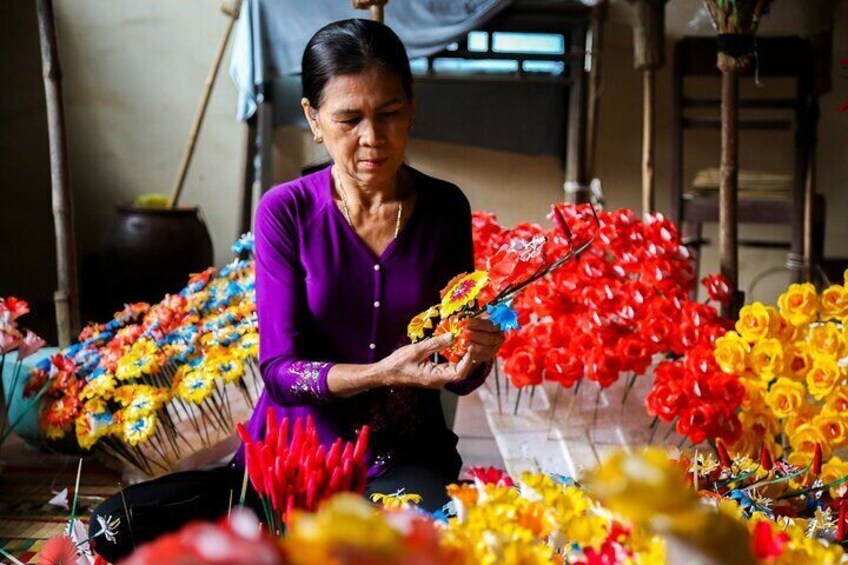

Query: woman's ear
left=301, top=98, right=322, bottom=141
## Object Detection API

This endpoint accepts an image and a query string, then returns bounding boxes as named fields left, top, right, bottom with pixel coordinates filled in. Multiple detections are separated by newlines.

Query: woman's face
left=302, top=65, right=413, bottom=189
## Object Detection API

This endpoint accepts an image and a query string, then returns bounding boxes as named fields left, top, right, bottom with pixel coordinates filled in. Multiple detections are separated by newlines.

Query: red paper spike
left=716, top=439, right=732, bottom=468
left=812, top=444, right=823, bottom=476
left=760, top=444, right=774, bottom=472
left=838, top=501, right=848, bottom=542
left=236, top=423, right=253, bottom=446
left=552, top=204, right=574, bottom=245
left=245, top=443, right=265, bottom=496
left=353, top=426, right=370, bottom=464
left=326, top=439, right=342, bottom=469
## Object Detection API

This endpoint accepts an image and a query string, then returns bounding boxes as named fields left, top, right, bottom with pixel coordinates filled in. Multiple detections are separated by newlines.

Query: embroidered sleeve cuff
left=287, top=360, right=334, bottom=403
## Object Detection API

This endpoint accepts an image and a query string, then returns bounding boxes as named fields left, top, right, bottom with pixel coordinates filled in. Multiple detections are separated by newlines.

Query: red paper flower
left=37, top=535, right=77, bottom=565
left=701, top=274, right=734, bottom=306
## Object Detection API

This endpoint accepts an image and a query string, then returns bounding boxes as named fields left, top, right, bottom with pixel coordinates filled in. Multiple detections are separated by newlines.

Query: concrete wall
left=2, top=0, right=846, bottom=342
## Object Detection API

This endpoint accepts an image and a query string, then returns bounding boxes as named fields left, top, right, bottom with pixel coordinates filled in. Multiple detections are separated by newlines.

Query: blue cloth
left=229, top=0, right=516, bottom=121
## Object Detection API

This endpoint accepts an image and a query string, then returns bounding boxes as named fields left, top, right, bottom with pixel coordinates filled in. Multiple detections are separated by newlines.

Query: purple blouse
left=234, top=165, right=490, bottom=478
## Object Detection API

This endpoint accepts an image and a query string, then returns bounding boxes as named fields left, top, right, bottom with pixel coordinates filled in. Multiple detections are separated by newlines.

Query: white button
left=373, top=264, right=380, bottom=271
left=369, top=343, right=376, bottom=350
left=373, top=301, right=380, bottom=308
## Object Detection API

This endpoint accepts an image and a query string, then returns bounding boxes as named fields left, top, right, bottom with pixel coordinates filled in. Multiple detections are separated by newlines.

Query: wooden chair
left=670, top=36, right=825, bottom=291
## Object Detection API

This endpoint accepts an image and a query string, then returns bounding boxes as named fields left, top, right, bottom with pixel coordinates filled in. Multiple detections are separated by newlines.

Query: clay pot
left=100, top=206, right=214, bottom=311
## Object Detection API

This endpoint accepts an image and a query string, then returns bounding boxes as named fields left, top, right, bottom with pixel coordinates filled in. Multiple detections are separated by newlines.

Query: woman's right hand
left=375, top=333, right=475, bottom=389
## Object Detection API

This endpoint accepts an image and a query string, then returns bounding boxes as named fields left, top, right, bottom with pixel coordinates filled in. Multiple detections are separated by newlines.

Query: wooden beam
left=36, top=0, right=80, bottom=346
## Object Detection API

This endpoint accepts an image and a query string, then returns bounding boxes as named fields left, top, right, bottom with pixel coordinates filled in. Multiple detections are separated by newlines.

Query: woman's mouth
left=359, top=157, right=388, bottom=169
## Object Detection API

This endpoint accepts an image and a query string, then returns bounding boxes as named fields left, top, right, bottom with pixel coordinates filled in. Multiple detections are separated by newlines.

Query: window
left=411, top=29, right=570, bottom=79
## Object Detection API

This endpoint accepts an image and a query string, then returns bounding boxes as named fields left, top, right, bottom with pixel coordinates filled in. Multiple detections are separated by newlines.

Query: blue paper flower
left=487, top=301, right=520, bottom=332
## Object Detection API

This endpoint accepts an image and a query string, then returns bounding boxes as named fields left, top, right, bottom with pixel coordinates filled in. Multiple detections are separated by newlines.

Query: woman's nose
left=359, top=119, right=384, bottom=147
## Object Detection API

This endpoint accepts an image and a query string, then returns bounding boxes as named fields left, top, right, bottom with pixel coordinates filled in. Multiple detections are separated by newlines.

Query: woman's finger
left=467, top=332, right=502, bottom=347
left=466, top=317, right=500, bottom=333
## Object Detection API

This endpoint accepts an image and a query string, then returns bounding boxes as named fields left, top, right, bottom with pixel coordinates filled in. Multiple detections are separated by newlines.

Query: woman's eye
left=339, top=118, right=360, bottom=126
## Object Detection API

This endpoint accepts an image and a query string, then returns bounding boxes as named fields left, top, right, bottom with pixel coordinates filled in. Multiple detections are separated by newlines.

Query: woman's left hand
left=465, top=316, right=506, bottom=363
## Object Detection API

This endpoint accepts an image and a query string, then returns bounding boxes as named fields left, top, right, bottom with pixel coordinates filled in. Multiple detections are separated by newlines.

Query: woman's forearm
left=326, top=362, right=389, bottom=398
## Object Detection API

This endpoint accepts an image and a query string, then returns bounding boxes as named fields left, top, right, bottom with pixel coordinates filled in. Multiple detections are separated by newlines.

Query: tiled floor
left=454, top=388, right=504, bottom=474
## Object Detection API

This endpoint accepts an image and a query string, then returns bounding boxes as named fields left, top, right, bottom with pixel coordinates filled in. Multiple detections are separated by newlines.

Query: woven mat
left=0, top=438, right=120, bottom=564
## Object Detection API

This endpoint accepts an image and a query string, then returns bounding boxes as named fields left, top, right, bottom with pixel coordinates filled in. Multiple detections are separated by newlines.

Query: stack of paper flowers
left=712, top=277, right=848, bottom=496
left=468, top=204, right=740, bottom=445
left=24, top=234, right=260, bottom=476
left=120, top=446, right=848, bottom=565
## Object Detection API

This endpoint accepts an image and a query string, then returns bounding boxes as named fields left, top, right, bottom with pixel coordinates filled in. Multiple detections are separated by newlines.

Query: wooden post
left=564, top=26, right=591, bottom=204
left=629, top=0, right=667, bottom=216
left=720, top=68, right=740, bottom=309
left=701, top=0, right=772, bottom=317
left=585, top=1, right=608, bottom=181
left=36, top=0, right=80, bottom=346
left=169, top=0, right=243, bottom=208
left=353, top=0, right=388, bottom=23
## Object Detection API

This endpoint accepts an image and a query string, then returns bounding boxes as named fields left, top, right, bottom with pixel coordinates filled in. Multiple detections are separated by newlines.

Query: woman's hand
left=465, top=316, right=506, bottom=363
left=376, top=333, right=475, bottom=389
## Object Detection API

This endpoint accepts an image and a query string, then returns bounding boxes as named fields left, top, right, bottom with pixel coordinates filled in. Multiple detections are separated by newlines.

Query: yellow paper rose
left=765, top=378, right=806, bottom=419
left=807, top=322, right=842, bottom=359
left=713, top=331, right=749, bottom=375
left=735, top=302, right=770, bottom=343
left=765, top=305, right=798, bottom=343
left=820, top=284, right=848, bottom=321
left=778, top=283, right=818, bottom=327
left=749, top=338, right=784, bottom=381
left=783, top=343, right=812, bottom=382
left=805, top=356, right=842, bottom=400
left=784, top=402, right=818, bottom=438
left=812, top=410, right=848, bottom=448
left=789, top=423, right=831, bottom=460
left=821, top=455, right=848, bottom=498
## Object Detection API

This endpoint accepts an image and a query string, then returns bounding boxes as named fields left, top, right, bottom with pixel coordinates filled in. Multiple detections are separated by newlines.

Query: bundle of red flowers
left=236, top=409, right=370, bottom=534
left=472, top=204, right=742, bottom=445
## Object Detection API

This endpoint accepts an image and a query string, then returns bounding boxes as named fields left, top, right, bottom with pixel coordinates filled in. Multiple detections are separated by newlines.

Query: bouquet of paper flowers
left=712, top=277, right=848, bottom=495
left=0, top=296, right=47, bottom=447
left=407, top=203, right=600, bottom=366
left=24, top=234, right=261, bottom=477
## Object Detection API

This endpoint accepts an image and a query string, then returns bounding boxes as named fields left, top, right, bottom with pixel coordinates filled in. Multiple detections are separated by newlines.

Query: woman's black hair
left=301, top=18, right=414, bottom=109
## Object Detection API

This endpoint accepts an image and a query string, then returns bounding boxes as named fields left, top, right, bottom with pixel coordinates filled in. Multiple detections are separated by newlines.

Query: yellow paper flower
left=821, top=455, right=848, bottom=498
left=778, top=283, right=818, bottom=327
left=735, top=302, right=770, bottom=343
left=440, top=271, right=489, bottom=318
left=805, top=356, right=841, bottom=400
left=370, top=491, right=423, bottom=509
left=766, top=305, right=799, bottom=343
left=789, top=423, right=830, bottom=460
left=819, top=284, right=848, bottom=321
left=122, top=413, right=156, bottom=446
left=783, top=343, right=812, bottom=382
left=739, top=377, right=768, bottom=411
left=285, top=494, right=403, bottom=565
left=813, top=410, right=848, bottom=448
left=807, top=323, right=842, bottom=359
left=749, top=337, right=784, bottom=381
left=175, top=370, right=214, bottom=404
left=79, top=372, right=117, bottom=401
left=407, top=306, right=440, bottom=342
left=765, top=378, right=806, bottom=419
left=713, top=331, right=749, bottom=375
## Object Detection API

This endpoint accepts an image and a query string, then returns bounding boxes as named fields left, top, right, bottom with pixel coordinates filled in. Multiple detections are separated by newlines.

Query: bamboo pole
left=36, top=0, right=80, bottom=346
left=168, top=0, right=243, bottom=208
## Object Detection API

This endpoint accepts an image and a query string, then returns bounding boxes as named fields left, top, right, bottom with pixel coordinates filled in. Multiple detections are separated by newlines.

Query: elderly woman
left=91, top=18, right=503, bottom=562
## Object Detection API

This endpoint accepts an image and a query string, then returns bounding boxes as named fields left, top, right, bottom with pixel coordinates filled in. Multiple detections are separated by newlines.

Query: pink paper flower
left=0, top=329, right=21, bottom=354
left=18, top=330, right=46, bottom=360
